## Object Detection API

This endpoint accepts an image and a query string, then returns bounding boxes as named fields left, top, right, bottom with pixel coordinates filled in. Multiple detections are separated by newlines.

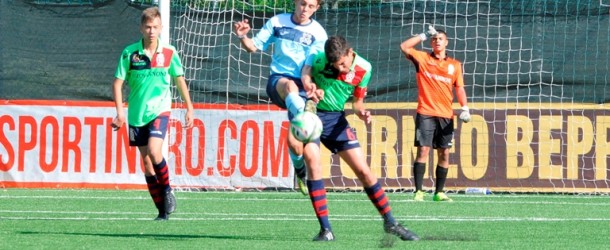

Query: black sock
left=413, top=162, right=425, bottom=191
left=295, top=166, right=307, bottom=179
left=435, top=166, right=448, bottom=194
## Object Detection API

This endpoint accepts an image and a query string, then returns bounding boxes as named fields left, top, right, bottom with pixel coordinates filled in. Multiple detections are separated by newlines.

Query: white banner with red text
left=0, top=100, right=292, bottom=190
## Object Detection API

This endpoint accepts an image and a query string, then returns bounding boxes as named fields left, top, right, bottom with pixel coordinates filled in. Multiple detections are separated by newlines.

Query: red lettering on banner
left=62, top=116, right=82, bottom=173
left=169, top=120, right=183, bottom=175
left=18, top=116, right=37, bottom=172
left=217, top=119, right=237, bottom=177
left=84, top=117, right=104, bottom=173
left=0, top=115, right=15, bottom=171
left=185, top=119, right=205, bottom=176
left=239, top=120, right=259, bottom=177
left=262, top=121, right=289, bottom=177
left=39, top=116, right=59, bottom=173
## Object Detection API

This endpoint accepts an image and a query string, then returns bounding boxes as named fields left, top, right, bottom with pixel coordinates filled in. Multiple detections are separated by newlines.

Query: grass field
left=1, top=189, right=608, bottom=249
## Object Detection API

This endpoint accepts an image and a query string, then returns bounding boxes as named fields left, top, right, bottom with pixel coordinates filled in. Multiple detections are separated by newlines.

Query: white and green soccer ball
left=290, top=111, right=323, bottom=143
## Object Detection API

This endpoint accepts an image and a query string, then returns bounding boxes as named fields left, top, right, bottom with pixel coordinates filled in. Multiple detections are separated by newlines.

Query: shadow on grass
left=421, top=234, right=479, bottom=241
left=378, top=232, right=478, bottom=248
left=19, top=231, right=270, bottom=241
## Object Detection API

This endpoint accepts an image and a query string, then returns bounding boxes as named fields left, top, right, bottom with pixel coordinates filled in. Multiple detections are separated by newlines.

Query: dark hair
left=435, top=29, right=447, bottom=37
left=324, top=35, right=351, bottom=63
left=141, top=7, right=161, bottom=25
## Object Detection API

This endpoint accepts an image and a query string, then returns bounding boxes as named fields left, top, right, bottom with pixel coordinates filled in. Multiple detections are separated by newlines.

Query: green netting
left=25, top=0, right=112, bottom=6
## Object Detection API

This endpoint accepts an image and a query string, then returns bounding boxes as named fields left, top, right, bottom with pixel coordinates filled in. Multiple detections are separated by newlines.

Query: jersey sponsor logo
left=273, top=27, right=315, bottom=46
left=129, top=52, right=150, bottom=70
left=132, top=71, right=168, bottom=79
left=423, top=71, right=452, bottom=84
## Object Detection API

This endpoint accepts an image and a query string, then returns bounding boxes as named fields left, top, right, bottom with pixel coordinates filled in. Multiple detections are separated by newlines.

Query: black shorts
left=128, top=112, right=170, bottom=147
left=414, top=113, right=454, bottom=149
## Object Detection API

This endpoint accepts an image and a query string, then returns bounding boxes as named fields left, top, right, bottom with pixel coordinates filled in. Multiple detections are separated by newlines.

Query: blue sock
left=285, top=92, right=305, bottom=119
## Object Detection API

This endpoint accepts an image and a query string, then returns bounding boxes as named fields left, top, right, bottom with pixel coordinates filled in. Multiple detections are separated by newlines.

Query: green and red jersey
left=114, top=40, right=184, bottom=126
left=309, top=51, right=372, bottom=112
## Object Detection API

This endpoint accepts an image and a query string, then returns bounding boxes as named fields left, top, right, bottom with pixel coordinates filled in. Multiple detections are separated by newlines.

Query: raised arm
left=233, top=19, right=258, bottom=53
left=400, top=25, right=438, bottom=56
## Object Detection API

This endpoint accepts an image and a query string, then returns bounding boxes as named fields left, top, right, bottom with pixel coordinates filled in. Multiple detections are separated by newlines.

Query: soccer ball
left=290, top=111, right=323, bottom=143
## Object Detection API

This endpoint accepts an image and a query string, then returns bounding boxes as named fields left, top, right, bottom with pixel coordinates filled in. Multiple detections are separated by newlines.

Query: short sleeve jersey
left=252, top=13, right=327, bottom=78
left=114, top=40, right=185, bottom=126
left=407, top=50, right=464, bottom=118
left=308, top=51, right=372, bottom=112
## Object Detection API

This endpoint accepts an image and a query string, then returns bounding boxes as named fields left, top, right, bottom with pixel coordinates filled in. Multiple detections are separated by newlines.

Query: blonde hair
left=141, top=7, right=161, bottom=25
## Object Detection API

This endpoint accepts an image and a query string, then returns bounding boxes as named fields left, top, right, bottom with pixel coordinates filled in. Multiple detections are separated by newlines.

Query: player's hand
left=233, top=19, right=251, bottom=38
left=459, top=106, right=471, bottom=123
left=184, top=110, right=194, bottom=129
left=419, top=25, right=438, bottom=41
left=425, top=25, right=438, bottom=37
left=356, top=110, right=372, bottom=124
left=313, top=89, right=324, bottom=103
left=304, top=82, right=323, bottom=103
left=111, top=115, right=125, bottom=131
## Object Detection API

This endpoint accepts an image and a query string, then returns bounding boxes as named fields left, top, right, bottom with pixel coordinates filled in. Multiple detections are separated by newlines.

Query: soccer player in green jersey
left=299, top=35, right=419, bottom=241
left=110, top=7, right=194, bottom=220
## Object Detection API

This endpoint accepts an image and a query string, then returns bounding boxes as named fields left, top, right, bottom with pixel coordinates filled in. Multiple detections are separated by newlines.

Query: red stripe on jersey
left=151, top=48, right=174, bottom=68
left=338, top=65, right=367, bottom=85
left=353, top=86, right=367, bottom=99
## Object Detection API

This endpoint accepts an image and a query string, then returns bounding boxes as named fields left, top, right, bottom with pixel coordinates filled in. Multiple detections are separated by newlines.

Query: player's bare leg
left=278, top=77, right=309, bottom=195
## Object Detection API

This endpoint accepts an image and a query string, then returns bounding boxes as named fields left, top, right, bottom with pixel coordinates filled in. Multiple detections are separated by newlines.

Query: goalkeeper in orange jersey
left=400, top=25, right=470, bottom=202
left=299, top=35, right=419, bottom=242
left=110, top=7, right=194, bottom=220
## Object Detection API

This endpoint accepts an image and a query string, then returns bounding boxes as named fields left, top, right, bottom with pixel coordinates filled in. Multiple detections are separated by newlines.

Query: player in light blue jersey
left=233, top=0, right=328, bottom=197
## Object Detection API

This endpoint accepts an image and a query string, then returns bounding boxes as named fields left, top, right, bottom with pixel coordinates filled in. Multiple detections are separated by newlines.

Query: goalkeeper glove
left=418, top=25, right=438, bottom=41
left=459, top=106, right=471, bottom=123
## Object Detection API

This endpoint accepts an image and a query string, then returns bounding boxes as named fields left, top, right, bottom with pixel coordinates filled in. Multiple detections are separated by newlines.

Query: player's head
left=140, top=7, right=163, bottom=43
left=293, top=0, right=322, bottom=24
left=430, top=29, right=448, bottom=53
left=325, top=35, right=354, bottom=74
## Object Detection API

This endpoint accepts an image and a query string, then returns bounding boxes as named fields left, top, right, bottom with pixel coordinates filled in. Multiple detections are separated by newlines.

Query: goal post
left=160, top=0, right=609, bottom=194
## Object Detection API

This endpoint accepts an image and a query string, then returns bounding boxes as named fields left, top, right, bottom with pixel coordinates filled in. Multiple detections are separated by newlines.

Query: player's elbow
left=400, top=42, right=411, bottom=55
